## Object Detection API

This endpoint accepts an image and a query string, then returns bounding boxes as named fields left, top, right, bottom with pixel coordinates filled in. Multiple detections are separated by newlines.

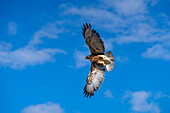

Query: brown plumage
left=82, top=23, right=105, bottom=55
left=82, top=23, right=115, bottom=98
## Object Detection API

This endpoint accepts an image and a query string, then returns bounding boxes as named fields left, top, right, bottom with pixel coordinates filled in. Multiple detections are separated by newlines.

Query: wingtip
left=82, top=27, right=84, bottom=31
left=82, top=23, right=92, bottom=29
left=86, top=23, right=88, bottom=28
left=83, top=87, right=94, bottom=98
left=83, top=23, right=86, bottom=30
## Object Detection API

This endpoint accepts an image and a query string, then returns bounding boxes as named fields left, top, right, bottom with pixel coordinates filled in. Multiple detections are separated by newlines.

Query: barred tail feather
left=105, top=51, right=114, bottom=61
left=106, top=64, right=114, bottom=72
left=105, top=51, right=114, bottom=72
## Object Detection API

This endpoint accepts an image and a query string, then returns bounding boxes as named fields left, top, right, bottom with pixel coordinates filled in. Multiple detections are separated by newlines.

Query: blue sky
left=0, top=0, right=170, bottom=113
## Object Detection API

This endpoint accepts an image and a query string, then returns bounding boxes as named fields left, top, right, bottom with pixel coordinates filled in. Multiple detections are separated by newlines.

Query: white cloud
left=149, top=0, right=159, bottom=6
left=0, top=44, right=67, bottom=69
left=21, top=102, right=64, bottom=113
left=60, top=0, right=170, bottom=61
left=116, top=56, right=129, bottom=63
left=60, top=0, right=170, bottom=64
left=142, top=44, right=170, bottom=60
left=104, top=90, right=114, bottom=99
left=0, top=42, right=12, bottom=51
left=154, top=92, right=167, bottom=99
left=60, top=0, right=162, bottom=35
left=29, top=22, right=64, bottom=45
left=71, top=50, right=90, bottom=68
left=60, top=4, right=126, bottom=33
left=0, top=22, right=67, bottom=69
left=101, top=0, right=148, bottom=16
left=103, top=38, right=114, bottom=51
left=114, top=23, right=163, bottom=44
left=8, top=21, right=17, bottom=35
left=123, top=91, right=160, bottom=113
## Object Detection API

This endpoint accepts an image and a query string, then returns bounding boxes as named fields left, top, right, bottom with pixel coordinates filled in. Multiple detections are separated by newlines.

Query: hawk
left=82, top=23, right=115, bottom=98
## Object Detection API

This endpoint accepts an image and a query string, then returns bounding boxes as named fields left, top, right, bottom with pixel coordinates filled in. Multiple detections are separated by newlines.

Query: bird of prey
left=82, top=23, right=115, bottom=98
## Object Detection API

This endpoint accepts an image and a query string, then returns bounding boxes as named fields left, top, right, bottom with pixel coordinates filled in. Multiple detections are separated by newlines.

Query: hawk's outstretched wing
left=83, top=63, right=105, bottom=98
left=82, top=23, right=105, bottom=55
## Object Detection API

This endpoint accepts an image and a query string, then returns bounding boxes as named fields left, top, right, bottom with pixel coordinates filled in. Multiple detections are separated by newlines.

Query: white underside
left=86, top=68, right=104, bottom=94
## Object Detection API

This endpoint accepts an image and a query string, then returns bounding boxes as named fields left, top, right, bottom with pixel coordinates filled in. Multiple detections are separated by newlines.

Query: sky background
left=0, top=0, right=170, bottom=113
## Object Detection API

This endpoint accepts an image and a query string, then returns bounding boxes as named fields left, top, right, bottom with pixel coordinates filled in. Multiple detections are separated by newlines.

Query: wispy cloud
left=142, top=44, right=170, bottom=60
left=104, top=90, right=114, bottom=99
left=150, top=0, right=160, bottom=6
left=60, top=4, right=125, bottom=33
left=101, top=0, right=149, bottom=16
left=154, top=92, right=168, bottom=99
left=0, top=41, right=12, bottom=51
left=103, top=38, right=114, bottom=51
left=0, top=22, right=67, bottom=69
left=71, top=50, right=90, bottom=68
left=60, top=0, right=162, bottom=35
left=116, top=56, right=129, bottom=63
left=113, top=23, right=163, bottom=44
left=60, top=0, right=170, bottom=60
left=123, top=91, right=160, bottom=113
left=29, top=22, right=64, bottom=45
left=0, top=44, right=66, bottom=69
left=21, top=102, right=64, bottom=113
left=8, top=21, right=17, bottom=35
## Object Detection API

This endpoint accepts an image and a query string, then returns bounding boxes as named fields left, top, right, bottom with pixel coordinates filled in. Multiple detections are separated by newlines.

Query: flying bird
left=82, top=23, right=115, bottom=98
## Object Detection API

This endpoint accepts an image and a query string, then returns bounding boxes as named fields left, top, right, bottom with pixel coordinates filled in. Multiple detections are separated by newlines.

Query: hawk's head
left=85, top=55, right=91, bottom=60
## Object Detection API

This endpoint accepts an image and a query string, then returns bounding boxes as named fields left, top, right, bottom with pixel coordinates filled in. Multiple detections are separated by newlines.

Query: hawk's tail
left=106, top=64, right=114, bottom=72
left=105, top=51, right=114, bottom=61
left=105, top=51, right=115, bottom=72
